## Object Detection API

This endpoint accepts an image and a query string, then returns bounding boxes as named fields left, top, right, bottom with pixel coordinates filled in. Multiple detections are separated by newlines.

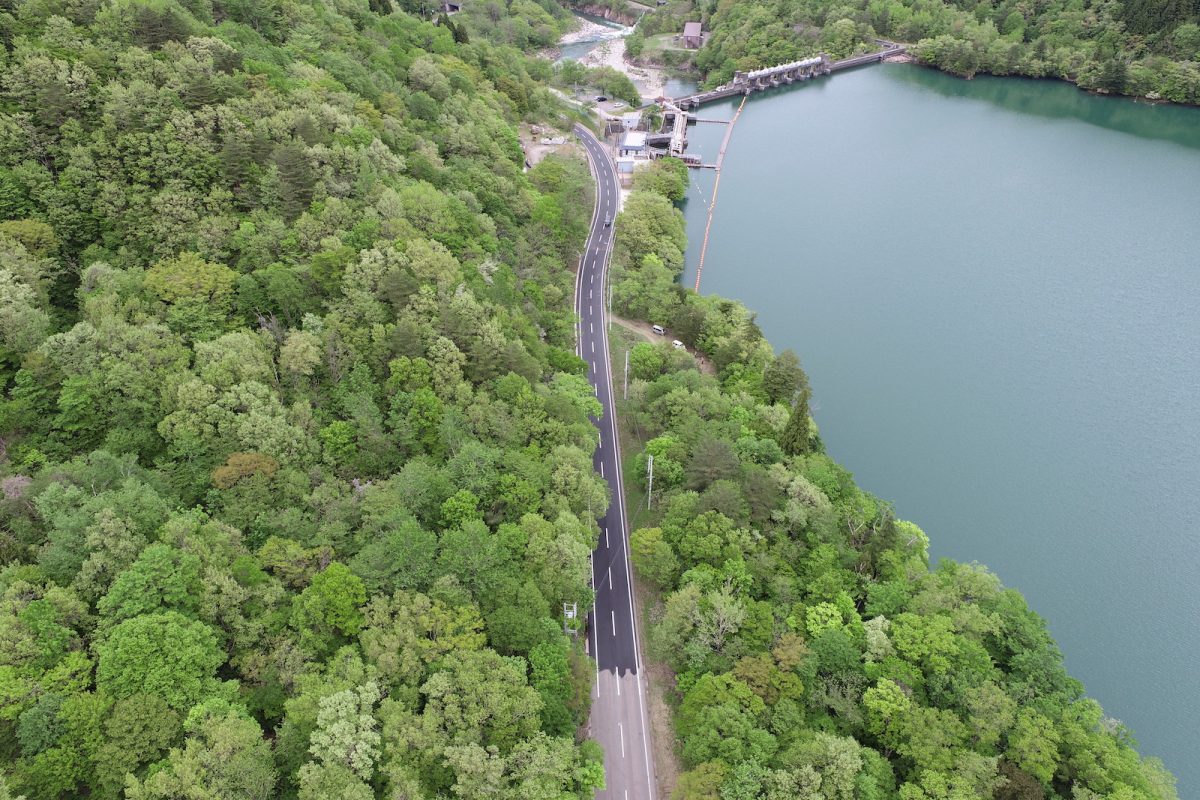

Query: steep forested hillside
left=0, top=2, right=612, bottom=797
left=663, top=0, right=1200, bottom=103
left=610, top=161, right=1180, bottom=800
left=0, top=0, right=1187, bottom=796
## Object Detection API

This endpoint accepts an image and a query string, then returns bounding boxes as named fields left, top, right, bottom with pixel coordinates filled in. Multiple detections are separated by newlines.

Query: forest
left=0, top=0, right=1184, bottom=796
left=0, top=0, right=616, bottom=797
left=645, top=0, right=1200, bottom=103
left=608, top=159, right=1178, bottom=800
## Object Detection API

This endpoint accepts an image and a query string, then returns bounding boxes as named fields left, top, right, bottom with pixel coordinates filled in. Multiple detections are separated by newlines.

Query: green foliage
left=554, top=61, right=641, bottom=105
left=529, top=639, right=576, bottom=735
left=630, top=526, right=679, bottom=588
left=96, top=544, right=203, bottom=624
left=687, top=0, right=1200, bottom=102
left=0, top=0, right=1182, bottom=794
left=0, top=2, right=609, bottom=797
left=127, top=700, right=276, bottom=800
left=291, top=563, right=367, bottom=654
left=95, top=612, right=225, bottom=712
left=632, top=157, right=689, bottom=202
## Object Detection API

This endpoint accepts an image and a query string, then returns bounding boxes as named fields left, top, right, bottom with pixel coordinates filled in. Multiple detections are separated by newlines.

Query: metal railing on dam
left=672, top=43, right=907, bottom=110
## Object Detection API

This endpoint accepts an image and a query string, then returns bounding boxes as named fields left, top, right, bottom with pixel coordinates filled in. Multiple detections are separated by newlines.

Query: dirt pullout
left=519, top=123, right=580, bottom=168
left=611, top=315, right=717, bottom=376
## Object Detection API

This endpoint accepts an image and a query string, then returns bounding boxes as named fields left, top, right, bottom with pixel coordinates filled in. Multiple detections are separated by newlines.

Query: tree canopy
left=0, top=1, right=606, bottom=797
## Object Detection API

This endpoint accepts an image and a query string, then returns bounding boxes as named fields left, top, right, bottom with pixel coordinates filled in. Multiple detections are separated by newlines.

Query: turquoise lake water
left=678, top=64, right=1200, bottom=794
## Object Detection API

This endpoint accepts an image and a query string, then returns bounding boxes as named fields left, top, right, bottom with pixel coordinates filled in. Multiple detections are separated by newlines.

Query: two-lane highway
left=574, top=124, right=656, bottom=800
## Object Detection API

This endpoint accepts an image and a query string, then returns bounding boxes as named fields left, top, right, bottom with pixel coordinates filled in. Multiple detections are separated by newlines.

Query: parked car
left=672, top=340, right=685, bottom=349
left=651, top=324, right=666, bottom=335
left=594, top=95, right=608, bottom=102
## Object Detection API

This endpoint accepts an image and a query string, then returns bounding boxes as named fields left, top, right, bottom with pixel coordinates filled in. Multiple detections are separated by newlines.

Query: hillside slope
left=0, top=2, right=610, bottom=798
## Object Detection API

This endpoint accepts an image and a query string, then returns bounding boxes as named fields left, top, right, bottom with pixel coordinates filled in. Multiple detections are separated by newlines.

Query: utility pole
left=623, top=350, right=629, bottom=400
left=646, top=454, right=654, bottom=510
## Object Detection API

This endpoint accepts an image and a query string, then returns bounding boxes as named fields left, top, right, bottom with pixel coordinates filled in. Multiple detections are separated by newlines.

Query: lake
left=678, top=64, right=1200, bottom=793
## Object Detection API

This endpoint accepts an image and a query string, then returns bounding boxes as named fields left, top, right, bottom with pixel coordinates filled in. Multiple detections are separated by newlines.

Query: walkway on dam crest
left=672, top=42, right=907, bottom=109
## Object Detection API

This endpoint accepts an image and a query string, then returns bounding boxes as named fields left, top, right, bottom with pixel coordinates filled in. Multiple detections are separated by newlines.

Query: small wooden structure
left=682, top=21, right=703, bottom=48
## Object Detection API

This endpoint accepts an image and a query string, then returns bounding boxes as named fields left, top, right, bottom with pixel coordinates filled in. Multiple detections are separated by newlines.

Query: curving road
left=573, top=124, right=657, bottom=800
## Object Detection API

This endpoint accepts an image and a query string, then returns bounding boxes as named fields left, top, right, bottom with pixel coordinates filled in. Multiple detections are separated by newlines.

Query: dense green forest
left=643, top=0, right=1200, bottom=103
left=0, top=0, right=1185, bottom=795
left=0, top=0, right=619, bottom=797
left=609, top=160, right=1179, bottom=800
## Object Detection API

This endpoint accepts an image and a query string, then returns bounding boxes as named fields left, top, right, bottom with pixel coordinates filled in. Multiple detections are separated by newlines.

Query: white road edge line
left=591, top=550, right=600, bottom=699
left=589, top=129, right=658, bottom=800
left=576, top=124, right=656, bottom=800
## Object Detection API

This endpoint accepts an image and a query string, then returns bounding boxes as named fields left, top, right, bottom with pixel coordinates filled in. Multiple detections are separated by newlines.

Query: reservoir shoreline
left=679, top=63, right=1200, bottom=794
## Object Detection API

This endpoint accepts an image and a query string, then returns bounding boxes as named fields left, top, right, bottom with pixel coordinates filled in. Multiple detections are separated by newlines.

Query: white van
left=651, top=324, right=666, bottom=335
left=672, top=340, right=685, bottom=350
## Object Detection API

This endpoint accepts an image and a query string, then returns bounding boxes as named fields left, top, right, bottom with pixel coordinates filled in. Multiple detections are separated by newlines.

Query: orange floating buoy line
left=694, top=94, right=747, bottom=293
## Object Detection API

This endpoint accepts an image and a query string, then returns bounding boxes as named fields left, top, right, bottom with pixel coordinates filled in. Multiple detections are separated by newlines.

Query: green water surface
left=679, top=64, right=1200, bottom=793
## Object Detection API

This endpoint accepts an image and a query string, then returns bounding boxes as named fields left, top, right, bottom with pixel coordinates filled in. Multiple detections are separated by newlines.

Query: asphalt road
left=574, top=124, right=657, bottom=800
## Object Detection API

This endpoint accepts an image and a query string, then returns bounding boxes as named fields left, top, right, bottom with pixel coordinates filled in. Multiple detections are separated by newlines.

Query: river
left=557, top=12, right=629, bottom=62
left=678, top=64, right=1200, bottom=793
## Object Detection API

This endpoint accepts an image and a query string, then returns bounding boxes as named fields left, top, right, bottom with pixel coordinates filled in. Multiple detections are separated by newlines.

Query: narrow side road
left=574, top=123, right=657, bottom=800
